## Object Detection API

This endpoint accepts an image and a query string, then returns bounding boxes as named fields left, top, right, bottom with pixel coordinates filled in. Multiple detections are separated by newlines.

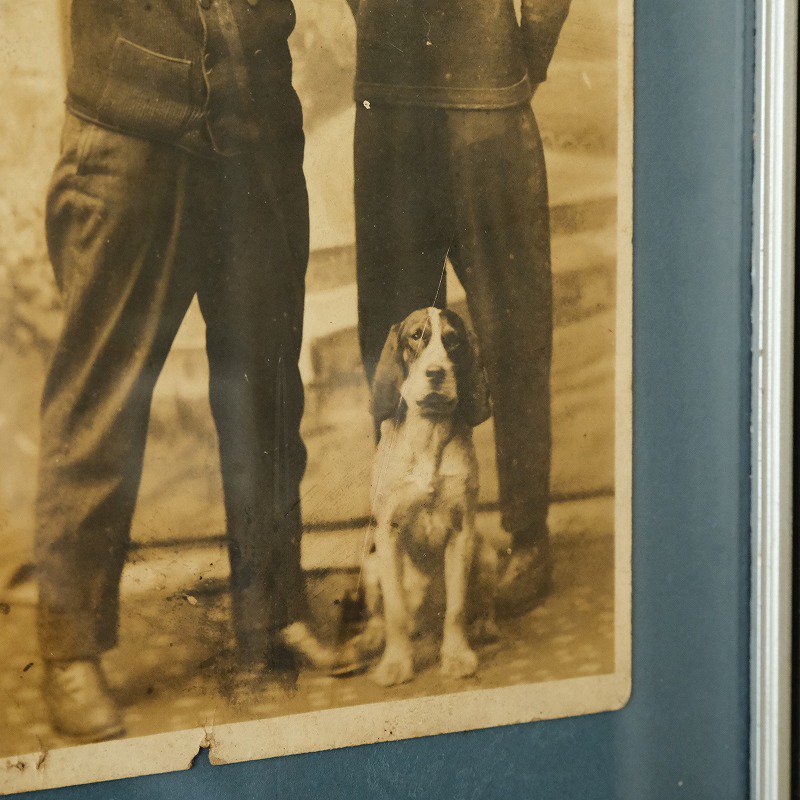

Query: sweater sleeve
left=520, top=0, right=571, bottom=84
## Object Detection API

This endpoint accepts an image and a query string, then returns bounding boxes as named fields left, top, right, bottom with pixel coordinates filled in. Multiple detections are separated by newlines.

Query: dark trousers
left=37, top=109, right=310, bottom=663
left=354, top=103, right=552, bottom=546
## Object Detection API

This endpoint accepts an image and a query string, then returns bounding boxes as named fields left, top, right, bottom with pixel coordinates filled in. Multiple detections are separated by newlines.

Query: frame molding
left=751, top=0, right=797, bottom=797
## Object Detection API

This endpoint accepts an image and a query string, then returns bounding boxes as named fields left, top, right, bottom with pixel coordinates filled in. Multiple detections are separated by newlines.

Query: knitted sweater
left=349, top=0, right=571, bottom=109
left=65, top=0, right=298, bottom=156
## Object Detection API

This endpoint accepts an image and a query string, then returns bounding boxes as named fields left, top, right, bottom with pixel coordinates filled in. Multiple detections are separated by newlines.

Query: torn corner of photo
left=0, top=0, right=633, bottom=793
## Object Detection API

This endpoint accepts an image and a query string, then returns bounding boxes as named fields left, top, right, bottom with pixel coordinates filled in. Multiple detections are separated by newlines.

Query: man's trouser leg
left=447, top=106, right=553, bottom=547
left=354, top=105, right=453, bottom=385
left=354, top=104, right=552, bottom=548
left=37, top=115, right=204, bottom=661
left=197, top=98, right=311, bottom=662
left=37, top=107, right=311, bottom=664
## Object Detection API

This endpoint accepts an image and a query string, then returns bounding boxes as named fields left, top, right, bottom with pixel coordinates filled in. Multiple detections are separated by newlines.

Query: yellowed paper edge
left=0, top=0, right=634, bottom=791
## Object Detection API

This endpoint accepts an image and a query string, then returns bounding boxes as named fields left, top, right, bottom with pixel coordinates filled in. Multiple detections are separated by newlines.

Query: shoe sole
left=327, top=659, right=370, bottom=678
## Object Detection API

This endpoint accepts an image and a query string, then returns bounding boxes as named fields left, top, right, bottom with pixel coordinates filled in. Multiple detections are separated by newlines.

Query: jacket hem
left=65, top=98, right=229, bottom=161
left=354, top=75, right=533, bottom=110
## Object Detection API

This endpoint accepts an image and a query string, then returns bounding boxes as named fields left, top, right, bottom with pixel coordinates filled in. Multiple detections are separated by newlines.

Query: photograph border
left=0, top=0, right=635, bottom=791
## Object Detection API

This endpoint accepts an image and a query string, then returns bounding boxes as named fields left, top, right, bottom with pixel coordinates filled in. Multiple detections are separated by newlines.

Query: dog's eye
left=410, top=329, right=423, bottom=341
left=442, top=333, right=460, bottom=351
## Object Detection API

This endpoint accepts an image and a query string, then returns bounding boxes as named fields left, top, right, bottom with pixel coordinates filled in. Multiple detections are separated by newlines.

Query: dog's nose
left=426, top=365, right=446, bottom=384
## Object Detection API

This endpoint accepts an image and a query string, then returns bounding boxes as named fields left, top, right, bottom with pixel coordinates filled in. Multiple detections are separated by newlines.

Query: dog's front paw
left=372, top=646, right=414, bottom=687
left=440, top=640, right=478, bottom=678
left=469, top=615, right=500, bottom=644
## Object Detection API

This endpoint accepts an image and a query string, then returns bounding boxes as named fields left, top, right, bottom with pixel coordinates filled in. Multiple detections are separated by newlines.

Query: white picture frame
left=750, top=0, right=796, bottom=797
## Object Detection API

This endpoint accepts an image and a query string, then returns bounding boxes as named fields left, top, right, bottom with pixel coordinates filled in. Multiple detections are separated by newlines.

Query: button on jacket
left=350, top=0, right=571, bottom=109
left=66, top=0, right=299, bottom=156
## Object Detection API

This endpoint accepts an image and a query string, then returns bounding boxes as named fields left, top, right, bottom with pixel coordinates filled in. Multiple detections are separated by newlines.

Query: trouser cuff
left=37, top=606, right=115, bottom=662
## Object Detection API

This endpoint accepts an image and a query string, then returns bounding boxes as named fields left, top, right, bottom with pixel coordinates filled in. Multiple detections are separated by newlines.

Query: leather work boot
left=42, top=660, right=125, bottom=743
left=495, top=538, right=554, bottom=618
left=224, top=622, right=366, bottom=704
left=279, top=621, right=365, bottom=677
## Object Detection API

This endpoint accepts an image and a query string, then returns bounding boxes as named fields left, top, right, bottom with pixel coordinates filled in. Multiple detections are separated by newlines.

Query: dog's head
left=371, top=307, right=492, bottom=428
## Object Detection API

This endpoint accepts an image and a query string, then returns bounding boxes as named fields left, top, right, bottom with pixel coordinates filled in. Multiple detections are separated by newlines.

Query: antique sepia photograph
left=0, top=0, right=631, bottom=792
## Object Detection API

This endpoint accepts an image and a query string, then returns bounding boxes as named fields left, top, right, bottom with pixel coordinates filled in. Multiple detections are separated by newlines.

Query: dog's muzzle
left=417, top=390, right=457, bottom=417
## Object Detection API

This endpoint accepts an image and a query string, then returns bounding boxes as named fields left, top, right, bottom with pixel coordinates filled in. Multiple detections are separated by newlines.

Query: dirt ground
left=0, top=524, right=614, bottom=760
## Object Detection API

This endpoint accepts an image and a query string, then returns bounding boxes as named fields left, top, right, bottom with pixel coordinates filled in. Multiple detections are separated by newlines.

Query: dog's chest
left=401, top=452, right=470, bottom=551
left=372, top=420, right=475, bottom=546
left=410, top=503, right=457, bottom=552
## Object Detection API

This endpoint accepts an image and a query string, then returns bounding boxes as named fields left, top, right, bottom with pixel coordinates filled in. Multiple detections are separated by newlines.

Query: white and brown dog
left=360, top=307, right=498, bottom=687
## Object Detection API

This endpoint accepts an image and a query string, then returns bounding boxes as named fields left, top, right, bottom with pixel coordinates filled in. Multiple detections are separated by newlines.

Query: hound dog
left=360, top=307, right=498, bottom=687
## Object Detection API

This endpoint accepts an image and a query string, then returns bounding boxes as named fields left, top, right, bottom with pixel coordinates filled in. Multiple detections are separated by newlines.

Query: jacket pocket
left=97, top=36, right=194, bottom=142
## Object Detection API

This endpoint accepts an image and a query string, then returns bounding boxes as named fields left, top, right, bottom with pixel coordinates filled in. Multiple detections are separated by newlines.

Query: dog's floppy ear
left=457, top=329, right=492, bottom=427
left=370, top=323, right=405, bottom=427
